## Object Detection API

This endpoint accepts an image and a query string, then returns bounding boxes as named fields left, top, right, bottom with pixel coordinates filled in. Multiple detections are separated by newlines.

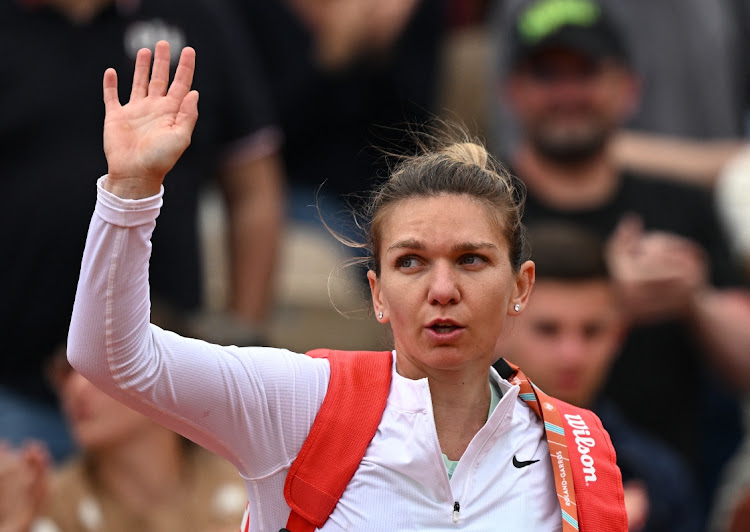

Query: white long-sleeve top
left=67, top=178, right=562, bottom=531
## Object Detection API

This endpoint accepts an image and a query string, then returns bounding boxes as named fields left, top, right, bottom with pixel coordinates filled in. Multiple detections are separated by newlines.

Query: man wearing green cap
left=495, top=0, right=750, bottom=526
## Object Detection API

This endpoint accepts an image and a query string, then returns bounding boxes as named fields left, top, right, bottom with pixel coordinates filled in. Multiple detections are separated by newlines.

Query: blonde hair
left=348, top=121, right=528, bottom=276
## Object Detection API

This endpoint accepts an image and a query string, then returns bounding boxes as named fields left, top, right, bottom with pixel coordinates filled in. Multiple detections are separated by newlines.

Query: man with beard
left=501, top=0, right=750, bottom=520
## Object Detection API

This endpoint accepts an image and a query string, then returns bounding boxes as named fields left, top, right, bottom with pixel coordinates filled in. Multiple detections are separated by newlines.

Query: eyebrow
left=386, top=239, right=498, bottom=254
left=387, top=239, right=424, bottom=253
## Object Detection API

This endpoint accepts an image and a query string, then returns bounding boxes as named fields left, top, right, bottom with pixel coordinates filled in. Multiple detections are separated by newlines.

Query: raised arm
left=101, top=41, right=198, bottom=199
left=67, top=41, right=329, bottom=476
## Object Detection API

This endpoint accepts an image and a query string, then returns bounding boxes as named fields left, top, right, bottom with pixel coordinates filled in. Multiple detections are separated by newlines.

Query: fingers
left=167, top=46, right=197, bottom=103
left=20, top=441, right=50, bottom=470
left=610, top=214, right=643, bottom=254
left=130, top=47, right=152, bottom=100
left=124, top=42, right=195, bottom=104
left=176, top=90, right=200, bottom=137
left=102, top=67, right=120, bottom=113
left=148, top=40, right=172, bottom=97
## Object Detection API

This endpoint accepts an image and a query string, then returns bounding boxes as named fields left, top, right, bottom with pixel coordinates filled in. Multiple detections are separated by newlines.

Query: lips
left=425, top=319, right=465, bottom=341
left=431, top=325, right=459, bottom=333
left=426, top=318, right=463, bottom=330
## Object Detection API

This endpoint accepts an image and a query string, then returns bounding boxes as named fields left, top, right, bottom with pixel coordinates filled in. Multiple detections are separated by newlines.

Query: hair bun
left=441, top=142, right=489, bottom=170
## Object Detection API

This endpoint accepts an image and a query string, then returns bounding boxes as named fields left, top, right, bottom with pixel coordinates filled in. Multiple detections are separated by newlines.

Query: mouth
left=430, top=324, right=461, bottom=333
left=425, top=319, right=465, bottom=338
left=556, top=371, right=582, bottom=390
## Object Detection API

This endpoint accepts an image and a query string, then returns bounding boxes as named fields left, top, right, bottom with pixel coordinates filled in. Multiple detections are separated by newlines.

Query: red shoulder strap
left=496, top=358, right=628, bottom=532
left=552, top=398, right=628, bottom=531
left=282, top=349, right=393, bottom=532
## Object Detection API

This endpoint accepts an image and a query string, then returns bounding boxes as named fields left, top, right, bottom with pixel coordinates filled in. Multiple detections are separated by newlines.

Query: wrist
left=102, top=174, right=163, bottom=199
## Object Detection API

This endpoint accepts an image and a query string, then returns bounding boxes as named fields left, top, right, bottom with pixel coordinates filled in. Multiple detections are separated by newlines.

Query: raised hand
left=102, top=40, right=199, bottom=199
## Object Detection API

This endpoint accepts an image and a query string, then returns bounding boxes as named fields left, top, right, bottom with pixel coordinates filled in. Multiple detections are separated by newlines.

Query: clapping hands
left=0, top=441, right=49, bottom=532
left=606, top=215, right=709, bottom=324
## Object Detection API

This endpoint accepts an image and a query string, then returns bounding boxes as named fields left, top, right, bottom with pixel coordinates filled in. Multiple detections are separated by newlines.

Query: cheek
left=377, top=279, right=415, bottom=330
left=596, top=84, right=627, bottom=117
left=584, top=337, right=617, bottom=373
left=526, top=91, right=555, bottom=115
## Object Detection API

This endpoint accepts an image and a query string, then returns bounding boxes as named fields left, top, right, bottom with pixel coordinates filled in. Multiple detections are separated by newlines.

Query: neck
left=89, top=426, right=186, bottom=513
left=514, top=143, right=619, bottom=210
left=427, top=368, right=492, bottom=461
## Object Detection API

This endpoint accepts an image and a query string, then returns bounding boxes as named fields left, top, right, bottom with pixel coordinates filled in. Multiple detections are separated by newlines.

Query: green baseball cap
left=509, top=0, right=629, bottom=68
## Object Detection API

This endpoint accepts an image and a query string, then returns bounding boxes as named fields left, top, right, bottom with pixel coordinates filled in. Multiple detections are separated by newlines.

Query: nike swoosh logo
left=513, top=455, right=540, bottom=468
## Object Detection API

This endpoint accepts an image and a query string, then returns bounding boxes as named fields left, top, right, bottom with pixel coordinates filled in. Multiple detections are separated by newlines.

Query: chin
left=73, top=425, right=114, bottom=452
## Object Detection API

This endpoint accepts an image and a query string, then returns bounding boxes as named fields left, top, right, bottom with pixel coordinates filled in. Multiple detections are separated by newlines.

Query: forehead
left=527, top=47, right=598, bottom=65
left=379, top=194, right=506, bottom=249
left=528, top=279, right=618, bottom=315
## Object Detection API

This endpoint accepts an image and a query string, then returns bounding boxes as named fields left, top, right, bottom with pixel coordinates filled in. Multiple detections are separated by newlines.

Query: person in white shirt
left=65, top=40, right=621, bottom=531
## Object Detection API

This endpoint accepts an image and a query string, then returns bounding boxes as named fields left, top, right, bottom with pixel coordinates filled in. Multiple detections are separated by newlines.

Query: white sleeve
left=716, top=148, right=750, bottom=257
left=67, top=177, right=329, bottom=479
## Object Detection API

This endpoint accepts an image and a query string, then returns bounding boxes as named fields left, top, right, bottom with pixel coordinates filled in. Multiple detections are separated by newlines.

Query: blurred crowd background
left=2, top=0, right=750, bottom=531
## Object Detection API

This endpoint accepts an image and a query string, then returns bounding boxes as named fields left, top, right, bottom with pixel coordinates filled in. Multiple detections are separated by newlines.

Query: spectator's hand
left=102, top=40, right=199, bottom=199
left=0, top=441, right=50, bottom=532
left=287, top=0, right=421, bottom=68
left=606, top=215, right=709, bottom=324
left=623, top=480, right=649, bottom=532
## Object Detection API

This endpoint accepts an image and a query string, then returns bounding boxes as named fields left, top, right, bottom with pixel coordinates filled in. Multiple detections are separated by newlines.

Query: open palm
left=103, top=40, right=199, bottom=198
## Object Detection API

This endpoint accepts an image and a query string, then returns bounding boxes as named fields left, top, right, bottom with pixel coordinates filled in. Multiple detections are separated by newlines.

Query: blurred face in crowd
left=49, top=357, right=159, bottom=453
left=507, top=48, right=637, bottom=163
left=369, top=194, right=534, bottom=379
left=499, top=278, right=624, bottom=407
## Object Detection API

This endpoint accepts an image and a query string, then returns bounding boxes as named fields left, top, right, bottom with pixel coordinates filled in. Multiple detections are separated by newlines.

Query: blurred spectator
left=708, top=151, right=750, bottom=532
left=0, top=441, right=48, bottom=532
left=0, top=0, right=284, bottom=462
left=230, top=0, right=445, bottom=247
left=488, top=0, right=750, bottom=186
left=0, top=348, right=248, bottom=532
left=437, top=0, right=495, bottom=137
left=710, top=397, right=750, bottom=532
left=497, top=0, right=750, bottom=518
left=715, top=148, right=750, bottom=280
left=495, top=222, right=703, bottom=532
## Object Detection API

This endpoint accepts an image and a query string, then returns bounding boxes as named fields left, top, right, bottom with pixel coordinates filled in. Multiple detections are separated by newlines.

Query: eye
left=583, top=324, right=604, bottom=340
left=459, top=254, right=487, bottom=267
left=396, top=256, right=422, bottom=270
left=533, top=321, right=559, bottom=338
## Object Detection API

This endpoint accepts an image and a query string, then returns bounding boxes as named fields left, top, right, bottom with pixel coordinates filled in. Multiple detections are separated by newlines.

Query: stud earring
left=514, top=304, right=521, bottom=312
left=378, top=311, right=383, bottom=319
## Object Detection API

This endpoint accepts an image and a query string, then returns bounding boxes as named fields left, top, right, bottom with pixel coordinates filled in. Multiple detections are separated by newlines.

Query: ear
left=367, top=270, right=388, bottom=323
left=508, top=260, right=535, bottom=315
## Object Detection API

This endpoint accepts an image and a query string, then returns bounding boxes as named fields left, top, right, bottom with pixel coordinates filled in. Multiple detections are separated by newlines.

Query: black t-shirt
left=520, top=171, right=743, bottom=470
left=596, top=399, right=703, bottom=532
left=0, top=0, right=276, bottom=403
left=233, top=0, right=445, bottom=200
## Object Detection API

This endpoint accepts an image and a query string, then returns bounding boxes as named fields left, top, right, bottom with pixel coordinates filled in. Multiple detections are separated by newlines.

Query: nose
left=428, top=261, right=460, bottom=306
left=557, top=333, right=587, bottom=364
